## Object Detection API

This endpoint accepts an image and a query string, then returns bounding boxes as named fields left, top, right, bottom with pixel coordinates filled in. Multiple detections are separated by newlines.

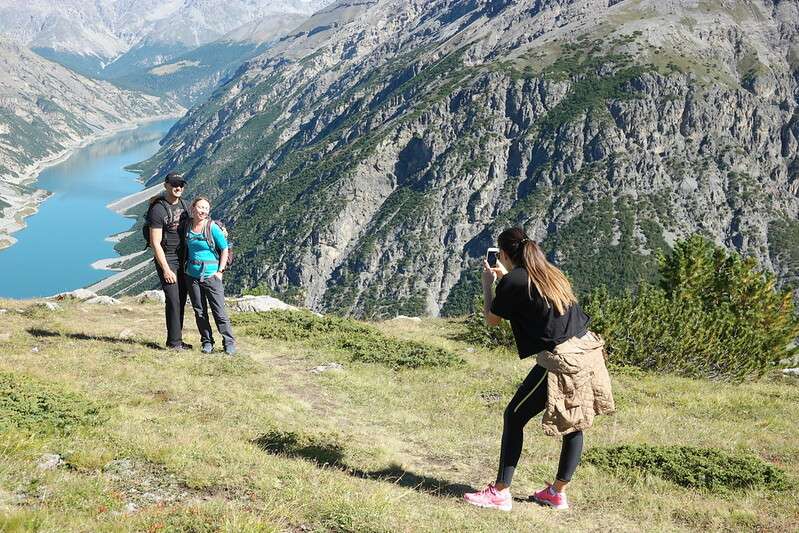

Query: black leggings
left=496, top=364, right=583, bottom=486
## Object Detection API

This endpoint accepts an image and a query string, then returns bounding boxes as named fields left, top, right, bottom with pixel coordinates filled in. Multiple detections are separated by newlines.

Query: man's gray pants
left=186, top=275, right=236, bottom=349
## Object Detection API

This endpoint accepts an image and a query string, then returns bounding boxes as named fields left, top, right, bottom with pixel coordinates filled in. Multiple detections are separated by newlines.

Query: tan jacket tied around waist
left=536, top=331, right=615, bottom=437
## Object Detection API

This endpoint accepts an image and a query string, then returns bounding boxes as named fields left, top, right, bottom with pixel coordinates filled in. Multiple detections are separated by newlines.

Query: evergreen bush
left=586, top=236, right=799, bottom=381
left=584, top=444, right=788, bottom=493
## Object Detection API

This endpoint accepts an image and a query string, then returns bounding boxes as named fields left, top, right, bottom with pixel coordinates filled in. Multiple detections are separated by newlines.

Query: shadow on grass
left=26, top=328, right=162, bottom=350
left=252, top=430, right=475, bottom=498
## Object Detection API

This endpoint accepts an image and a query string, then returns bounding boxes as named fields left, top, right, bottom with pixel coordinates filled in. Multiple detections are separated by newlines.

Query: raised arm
left=482, top=260, right=503, bottom=327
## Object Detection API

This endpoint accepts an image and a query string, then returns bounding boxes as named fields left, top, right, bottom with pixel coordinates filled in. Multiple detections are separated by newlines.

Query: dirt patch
left=101, top=458, right=255, bottom=514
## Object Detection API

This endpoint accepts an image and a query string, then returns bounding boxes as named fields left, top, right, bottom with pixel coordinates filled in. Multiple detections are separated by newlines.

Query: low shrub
left=584, top=444, right=788, bottom=493
left=0, top=372, right=105, bottom=434
left=233, top=311, right=463, bottom=369
left=459, top=297, right=515, bottom=349
left=252, top=429, right=345, bottom=466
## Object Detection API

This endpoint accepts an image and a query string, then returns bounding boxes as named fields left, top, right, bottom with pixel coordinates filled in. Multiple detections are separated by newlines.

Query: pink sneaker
left=532, top=485, right=569, bottom=510
left=463, top=483, right=512, bottom=511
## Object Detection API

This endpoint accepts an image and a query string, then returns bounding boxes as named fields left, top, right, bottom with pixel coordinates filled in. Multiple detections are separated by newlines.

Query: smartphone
left=486, top=247, right=500, bottom=267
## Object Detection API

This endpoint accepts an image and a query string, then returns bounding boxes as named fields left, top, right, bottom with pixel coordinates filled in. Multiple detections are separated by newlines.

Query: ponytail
left=497, top=227, right=577, bottom=315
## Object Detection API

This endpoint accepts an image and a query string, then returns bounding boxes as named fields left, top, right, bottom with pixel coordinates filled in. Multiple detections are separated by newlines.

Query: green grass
left=0, top=298, right=796, bottom=530
left=233, top=310, right=463, bottom=369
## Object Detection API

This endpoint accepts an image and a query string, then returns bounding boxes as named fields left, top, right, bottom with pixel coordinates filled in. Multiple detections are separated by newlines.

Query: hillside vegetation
left=0, top=298, right=796, bottom=531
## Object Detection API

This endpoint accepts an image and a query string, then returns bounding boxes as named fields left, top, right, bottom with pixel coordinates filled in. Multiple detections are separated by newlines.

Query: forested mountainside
left=0, top=38, right=175, bottom=249
left=122, top=0, right=799, bottom=317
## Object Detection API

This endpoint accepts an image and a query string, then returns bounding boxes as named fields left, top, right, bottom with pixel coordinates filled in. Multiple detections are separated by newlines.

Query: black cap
left=164, top=172, right=186, bottom=186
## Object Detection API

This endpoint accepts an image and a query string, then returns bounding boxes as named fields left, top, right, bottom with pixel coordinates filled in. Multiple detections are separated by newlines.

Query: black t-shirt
left=147, top=199, right=188, bottom=258
left=490, top=266, right=590, bottom=359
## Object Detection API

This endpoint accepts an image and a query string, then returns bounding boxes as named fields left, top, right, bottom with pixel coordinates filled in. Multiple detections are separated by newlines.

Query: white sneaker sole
left=532, top=495, right=568, bottom=510
left=464, top=498, right=512, bottom=512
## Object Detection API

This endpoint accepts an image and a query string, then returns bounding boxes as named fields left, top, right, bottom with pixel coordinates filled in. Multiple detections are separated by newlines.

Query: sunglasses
left=170, top=183, right=185, bottom=189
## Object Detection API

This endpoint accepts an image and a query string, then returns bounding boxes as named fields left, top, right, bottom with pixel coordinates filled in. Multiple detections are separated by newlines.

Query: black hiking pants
left=186, top=274, right=236, bottom=349
left=156, top=256, right=188, bottom=348
left=496, top=364, right=584, bottom=486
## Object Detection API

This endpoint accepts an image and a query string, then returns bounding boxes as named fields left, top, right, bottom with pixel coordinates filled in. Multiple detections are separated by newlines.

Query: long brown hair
left=497, top=227, right=577, bottom=315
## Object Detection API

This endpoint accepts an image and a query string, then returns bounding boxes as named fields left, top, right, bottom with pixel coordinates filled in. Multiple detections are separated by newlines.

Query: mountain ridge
left=0, top=1, right=332, bottom=63
left=111, top=0, right=799, bottom=317
left=0, top=0, right=334, bottom=100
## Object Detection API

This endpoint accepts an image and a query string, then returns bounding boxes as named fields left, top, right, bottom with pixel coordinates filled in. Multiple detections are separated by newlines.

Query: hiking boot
left=201, top=342, right=213, bottom=354
left=463, top=483, right=512, bottom=511
left=531, top=485, right=569, bottom=510
left=224, top=344, right=237, bottom=356
left=167, top=342, right=193, bottom=351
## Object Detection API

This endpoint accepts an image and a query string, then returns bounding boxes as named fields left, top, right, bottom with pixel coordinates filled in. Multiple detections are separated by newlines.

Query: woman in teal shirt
left=185, top=196, right=237, bottom=354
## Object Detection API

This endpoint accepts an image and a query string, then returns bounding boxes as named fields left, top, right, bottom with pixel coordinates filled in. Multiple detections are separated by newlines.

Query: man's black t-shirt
left=147, top=199, right=188, bottom=259
left=490, top=266, right=590, bottom=359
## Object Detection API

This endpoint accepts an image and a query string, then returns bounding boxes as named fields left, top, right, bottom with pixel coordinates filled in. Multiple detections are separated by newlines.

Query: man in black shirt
left=148, top=172, right=190, bottom=349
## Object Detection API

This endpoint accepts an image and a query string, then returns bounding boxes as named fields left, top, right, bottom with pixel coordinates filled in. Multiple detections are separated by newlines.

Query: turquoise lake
left=0, top=119, right=175, bottom=299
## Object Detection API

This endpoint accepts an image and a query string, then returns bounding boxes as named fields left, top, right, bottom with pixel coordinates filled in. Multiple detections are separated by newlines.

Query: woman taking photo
left=464, top=227, right=614, bottom=511
left=185, top=196, right=237, bottom=355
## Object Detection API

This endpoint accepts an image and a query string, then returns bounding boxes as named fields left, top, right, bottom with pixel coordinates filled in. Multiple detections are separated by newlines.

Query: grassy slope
left=0, top=300, right=796, bottom=532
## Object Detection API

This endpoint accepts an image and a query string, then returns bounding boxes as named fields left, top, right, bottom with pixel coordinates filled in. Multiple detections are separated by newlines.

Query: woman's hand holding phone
left=482, top=249, right=507, bottom=288
left=482, top=259, right=497, bottom=288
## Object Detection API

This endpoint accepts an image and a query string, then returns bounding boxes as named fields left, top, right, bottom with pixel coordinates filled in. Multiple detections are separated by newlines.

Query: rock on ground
left=310, top=362, right=344, bottom=374
left=51, top=289, right=97, bottom=301
left=136, top=290, right=165, bottom=304
left=37, top=454, right=63, bottom=471
left=227, top=295, right=296, bottom=313
left=392, top=315, right=422, bottom=322
left=84, top=296, right=120, bottom=305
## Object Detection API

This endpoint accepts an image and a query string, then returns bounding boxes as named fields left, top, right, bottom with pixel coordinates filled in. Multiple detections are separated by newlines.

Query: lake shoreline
left=0, top=112, right=182, bottom=251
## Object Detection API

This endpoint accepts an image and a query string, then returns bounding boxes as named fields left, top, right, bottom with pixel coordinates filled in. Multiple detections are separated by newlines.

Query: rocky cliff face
left=128, top=0, right=799, bottom=316
left=0, top=38, right=177, bottom=248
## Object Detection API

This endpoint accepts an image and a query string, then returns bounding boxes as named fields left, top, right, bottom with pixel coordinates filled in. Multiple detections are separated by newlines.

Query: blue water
left=0, top=119, right=175, bottom=299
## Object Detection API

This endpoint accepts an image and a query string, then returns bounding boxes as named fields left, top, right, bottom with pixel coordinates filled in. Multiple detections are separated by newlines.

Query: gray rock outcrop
left=84, top=296, right=121, bottom=306
left=52, top=289, right=98, bottom=301
left=36, top=454, right=63, bottom=471
left=227, top=295, right=296, bottom=313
